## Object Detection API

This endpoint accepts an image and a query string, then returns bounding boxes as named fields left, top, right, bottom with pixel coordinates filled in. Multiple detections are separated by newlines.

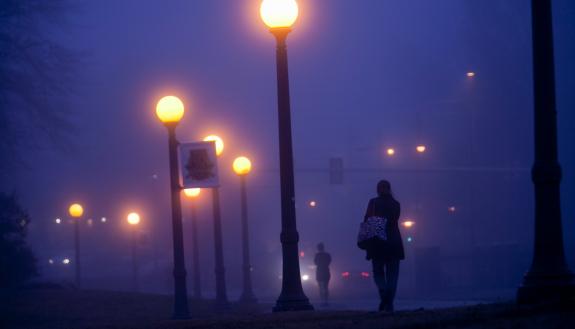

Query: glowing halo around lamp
left=233, top=156, right=252, bottom=176
left=156, top=96, right=185, bottom=124
left=203, top=135, right=224, bottom=156
left=69, top=203, right=84, bottom=218
left=127, top=212, right=141, bottom=225
left=260, top=0, right=299, bottom=29
left=386, top=148, right=395, bottom=156
left=416, top=145, right=426, bottom=153
left=184, top=188, right=201, bottom=198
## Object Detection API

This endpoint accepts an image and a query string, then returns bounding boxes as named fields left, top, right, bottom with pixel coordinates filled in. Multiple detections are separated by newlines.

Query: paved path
left=1, top=290, right=573, bottom=329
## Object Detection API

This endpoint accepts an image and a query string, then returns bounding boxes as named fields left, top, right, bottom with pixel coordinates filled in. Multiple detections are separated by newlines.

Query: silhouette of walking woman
left=314, top=242, right=332, bottom=306
left=363, top=180, right=405, bottom=312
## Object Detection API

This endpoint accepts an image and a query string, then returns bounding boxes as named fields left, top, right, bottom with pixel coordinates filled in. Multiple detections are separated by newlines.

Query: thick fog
left=4, top=0, right=575, bottom=304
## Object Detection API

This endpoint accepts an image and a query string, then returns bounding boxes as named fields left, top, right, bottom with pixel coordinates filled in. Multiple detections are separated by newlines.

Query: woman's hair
left=377, top=179, right=392, bottom=197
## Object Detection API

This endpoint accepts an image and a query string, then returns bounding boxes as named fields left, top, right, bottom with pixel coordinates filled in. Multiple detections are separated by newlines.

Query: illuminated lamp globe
left=184, top=188, right=201, bottom=198
left=156, top=96, right=184, bottom=124
left=233, top=156, right=252, bottom=176
left=260, top=0, right=299, bottom=29
left=69, top=203, right=84, bottom=218
left=416, top=145, right=426, bottom=153
left=203, top=135, right=224, bottom=156
left=127, top=212, right=141, bottom=225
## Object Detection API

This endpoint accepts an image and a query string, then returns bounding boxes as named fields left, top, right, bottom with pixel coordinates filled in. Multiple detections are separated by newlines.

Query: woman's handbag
left=357, top=216, right=388, bottom=250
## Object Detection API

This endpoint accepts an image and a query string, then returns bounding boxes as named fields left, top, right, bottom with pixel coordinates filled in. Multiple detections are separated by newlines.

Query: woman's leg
left=372, top=258, right=387, bottom=310
left=384, top=260, right=400, bottom=311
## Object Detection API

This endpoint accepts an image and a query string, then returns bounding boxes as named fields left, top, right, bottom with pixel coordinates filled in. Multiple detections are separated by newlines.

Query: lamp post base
left=517, top=272, right=575, bottom=304
left=239, top=293, right=258, bottom=305
left=273, top=297, right=314, bottom=312
left=215, top=300, right=231, bottom=313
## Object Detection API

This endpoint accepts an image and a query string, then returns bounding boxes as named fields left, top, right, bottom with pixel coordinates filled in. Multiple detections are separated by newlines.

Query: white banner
left=179, top=141, right=219, bottom=188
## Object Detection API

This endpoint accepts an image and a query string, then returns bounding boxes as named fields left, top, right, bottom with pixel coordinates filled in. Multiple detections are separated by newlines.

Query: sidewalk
left=1, top=290, right=573, bottom=329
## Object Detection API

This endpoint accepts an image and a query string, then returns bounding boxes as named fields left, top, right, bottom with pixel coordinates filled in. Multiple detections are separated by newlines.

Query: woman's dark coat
left=363, top=195, right=405, bottom=261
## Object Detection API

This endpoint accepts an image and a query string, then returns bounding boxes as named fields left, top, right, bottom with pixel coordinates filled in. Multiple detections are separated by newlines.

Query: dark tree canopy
left=0, top=0, right=79, bottom=168
left=0, top=192, right=37, bottom=289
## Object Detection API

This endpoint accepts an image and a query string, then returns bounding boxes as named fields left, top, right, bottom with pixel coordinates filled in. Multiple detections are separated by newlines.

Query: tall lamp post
left=127, top=212, right=141, bottom=292
left=203, top=134, right=229, bottom=310
left=69, top=203, right=83, bottom=289
left=183, top=188, right=203, bottom=299
left=517, top=0, right=575, bottom=303
left=259, top=0, right=313, bottom=311
left=156, top=95, right=190, bottom=318
left=233, top=156, right=257, bottom=304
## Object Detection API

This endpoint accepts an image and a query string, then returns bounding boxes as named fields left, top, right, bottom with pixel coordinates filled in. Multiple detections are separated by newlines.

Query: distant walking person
left=314, top=242, right=332, bottom=306
left=363, top=180, right=405, bottom=312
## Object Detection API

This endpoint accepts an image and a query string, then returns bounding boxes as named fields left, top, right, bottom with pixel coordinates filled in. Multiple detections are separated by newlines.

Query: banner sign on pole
left=179, top=141, right=219, bottom=188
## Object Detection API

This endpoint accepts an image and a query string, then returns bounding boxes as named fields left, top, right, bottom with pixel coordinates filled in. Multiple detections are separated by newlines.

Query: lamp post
left=233, top=156, right=257, bottom=304
left=127, top=212, right=141, bottom=292
left=203, top=134, right=229, bottom=310
left=156, top=95, right=190, bottom=318
left=260, top=0, right=313, bottom=312
left=517, top=0, right=575, bottom=303
left=68, top=203, right=83, bottom=289
left=183, top=188, right=202, bottom=299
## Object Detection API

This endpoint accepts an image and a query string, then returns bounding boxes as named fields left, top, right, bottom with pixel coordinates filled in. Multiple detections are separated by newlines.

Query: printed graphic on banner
left=179, top=141, right=219, bottom=188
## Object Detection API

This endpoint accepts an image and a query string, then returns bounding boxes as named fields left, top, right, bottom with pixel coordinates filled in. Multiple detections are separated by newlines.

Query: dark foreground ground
left=1, top=290, right=574, bottom=329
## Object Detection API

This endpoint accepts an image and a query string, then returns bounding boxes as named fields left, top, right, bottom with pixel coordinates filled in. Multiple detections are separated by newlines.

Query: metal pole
left=166, top=124, right=190, bottom=318
left=74, top=219, right=81, bottom=289
left=190, top=201, right=202, bottom=299
left=212, top=187, right=229, bottom=310
left=131, top=229, right=139, bottom=292
left=517, top=0, right=575, bottom=304
left=239, top=175, right=256, bottom=303
left=270, top=27, right=313, bottom=312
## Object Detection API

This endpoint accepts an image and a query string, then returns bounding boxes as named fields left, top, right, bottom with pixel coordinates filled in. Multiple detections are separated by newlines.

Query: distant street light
left=202, top=134, right=229, bottom=310
left=126, top=212, right=141, bottom=292
left=183, top=188, right=203, bottom=299
left=466, top=72, right=476, bottom=78
left=416, top=145, right=426, bottom=153
left=402, top=220, right=415, bottom=228
left=233, top=156, right=257, bottom=304
left=156, top=95, right=190, bottom=318
left=68, top=203, right=83, bottom=288
left=260, top=0, right=313, bottom=312
left=386, top=148, right=396, bottom=156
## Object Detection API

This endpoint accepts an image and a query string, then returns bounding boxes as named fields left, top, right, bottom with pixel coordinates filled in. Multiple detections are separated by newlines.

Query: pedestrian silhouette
left=314, top=242, right=332, bottom=306
left=362, top=179, right=405, bottom=312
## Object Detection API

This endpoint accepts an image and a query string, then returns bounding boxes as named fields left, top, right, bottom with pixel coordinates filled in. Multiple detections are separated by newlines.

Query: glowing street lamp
left=402, top=220, right=415, bottom=228
left=183, top=188, right=203, bottom=299
left=466, top=71, right=476, bottom=78
left=202, top=134, right=229, bottom=310
left=68, top=203, right=83, bottom=288
left=260, top=0, right=313, bottom=312
left=233, top=156, right=257, bottom=304
left=416, top=145, right=426, bottom=153
left=126, top=212, right=141, bottom=292
left=156, top=95, right=190, bottom=318
left=203, top=135, right=224, bottom=156
left=386, top=148, right=395, bottom=156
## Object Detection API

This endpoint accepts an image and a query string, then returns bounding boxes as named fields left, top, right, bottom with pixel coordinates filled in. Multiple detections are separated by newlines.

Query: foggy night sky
left=4, top=0, right=575, bottom=297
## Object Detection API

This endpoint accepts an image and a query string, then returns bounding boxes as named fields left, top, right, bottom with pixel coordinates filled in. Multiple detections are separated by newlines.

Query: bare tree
left=0, top=0, right=80, bottom=169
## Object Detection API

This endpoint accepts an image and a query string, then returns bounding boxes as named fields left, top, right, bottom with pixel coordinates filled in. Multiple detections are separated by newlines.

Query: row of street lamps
left=63, top=149, right=255, bottom=306
left=156, top=95, right=262, bottom=316
left=153, top=0, right=313, bottom=316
